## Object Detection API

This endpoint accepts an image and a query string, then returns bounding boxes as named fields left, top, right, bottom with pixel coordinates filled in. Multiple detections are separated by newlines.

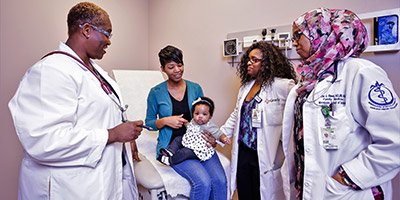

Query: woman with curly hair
left=220, top=41, right=297, bottom=199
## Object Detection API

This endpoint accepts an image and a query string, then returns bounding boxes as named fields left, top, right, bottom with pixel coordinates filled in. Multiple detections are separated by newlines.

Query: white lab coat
left=221, top=78, right=295, bottom=199
left=9, top=42, right=138, bottom=200
left=282, top=58, right=400, bottom=200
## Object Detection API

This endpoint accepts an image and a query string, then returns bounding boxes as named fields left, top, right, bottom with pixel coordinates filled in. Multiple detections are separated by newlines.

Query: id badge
left=320, top=127, right=338, bottom=150
left=252, top=108, right=262, bottom=128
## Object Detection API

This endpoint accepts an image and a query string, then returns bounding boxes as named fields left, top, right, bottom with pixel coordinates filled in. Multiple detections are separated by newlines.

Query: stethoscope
left=306, top=61, right=339, bottom=105
left=42, top=51, right=129, bottom=122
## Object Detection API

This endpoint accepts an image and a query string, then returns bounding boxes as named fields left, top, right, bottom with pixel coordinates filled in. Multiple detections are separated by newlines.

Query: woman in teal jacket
left=146, top=79, right=203, bottom=155
left=145, top=45, right=227, bottom=200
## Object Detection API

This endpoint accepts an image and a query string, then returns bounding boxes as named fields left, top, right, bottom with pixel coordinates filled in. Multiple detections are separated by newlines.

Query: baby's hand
left=219, top=134, right=231, bottom=145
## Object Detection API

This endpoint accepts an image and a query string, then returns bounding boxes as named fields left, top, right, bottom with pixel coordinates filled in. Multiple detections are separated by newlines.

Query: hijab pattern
left=294, top=8, right=368, bottom=97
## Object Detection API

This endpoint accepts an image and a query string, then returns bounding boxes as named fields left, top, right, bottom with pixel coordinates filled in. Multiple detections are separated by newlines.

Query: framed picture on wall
left=374, top=14, right=398, bottom=45
left=223, top=38, right=240, bottom=57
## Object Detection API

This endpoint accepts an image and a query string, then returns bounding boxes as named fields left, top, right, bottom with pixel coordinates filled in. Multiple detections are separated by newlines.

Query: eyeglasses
left=80, top=23, right=112, bottom=39
left=291, top=30, right=303, bottom=42
left=248, top=57, right=262, bottom=64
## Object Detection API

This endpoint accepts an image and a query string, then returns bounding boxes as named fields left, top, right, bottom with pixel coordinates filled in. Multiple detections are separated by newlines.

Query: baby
left=157, top=96, right=231, bottom=166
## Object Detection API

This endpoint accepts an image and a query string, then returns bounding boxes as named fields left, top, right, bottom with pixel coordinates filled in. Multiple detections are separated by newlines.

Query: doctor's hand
left=219, top=134, right=231, bottom=145
left=107, top=120, right=143, bottom=144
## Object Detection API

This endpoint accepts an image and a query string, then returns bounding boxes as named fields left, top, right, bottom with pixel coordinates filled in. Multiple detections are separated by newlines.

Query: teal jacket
left=145, top=80, right=203, bottom=157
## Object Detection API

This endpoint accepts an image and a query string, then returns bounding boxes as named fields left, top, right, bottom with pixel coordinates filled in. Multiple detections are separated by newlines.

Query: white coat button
left=305, top=182, right=310, bottom=187
left=306, top=147, right=311, bottom=153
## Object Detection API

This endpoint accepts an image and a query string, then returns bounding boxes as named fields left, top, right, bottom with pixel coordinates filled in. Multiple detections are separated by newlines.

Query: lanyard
left=41, top=51, right=129, bottom=122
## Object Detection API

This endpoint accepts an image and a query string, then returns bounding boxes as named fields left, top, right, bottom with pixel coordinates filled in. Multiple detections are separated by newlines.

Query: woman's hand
left=161, top=114, right=188, bottom=129
left=202, top=131, right=217, bottom=148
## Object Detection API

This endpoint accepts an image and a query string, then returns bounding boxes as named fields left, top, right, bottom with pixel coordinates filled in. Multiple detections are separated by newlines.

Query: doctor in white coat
left=282, top=8, right=400, bottom=200
left=220, top=41, right=297, bottom=200
left=9, top=2, right=143, bottom=199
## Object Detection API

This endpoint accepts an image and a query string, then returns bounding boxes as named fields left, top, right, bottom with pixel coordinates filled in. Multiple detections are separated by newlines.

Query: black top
left=169, top=88, right=191, bottom=144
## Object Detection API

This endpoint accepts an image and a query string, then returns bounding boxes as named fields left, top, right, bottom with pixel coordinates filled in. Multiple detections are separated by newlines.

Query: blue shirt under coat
left=145, top=80, right=204, bottom=158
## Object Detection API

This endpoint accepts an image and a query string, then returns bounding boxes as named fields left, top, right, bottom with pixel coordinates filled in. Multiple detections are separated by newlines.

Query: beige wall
left=1, top=0, right=399, bottom=199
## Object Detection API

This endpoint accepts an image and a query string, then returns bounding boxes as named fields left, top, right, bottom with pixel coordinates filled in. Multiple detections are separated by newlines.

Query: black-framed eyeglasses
left=248, top=57, right=262, bottom=64
left=291, top=30, right=303, bottom=42
left=80, top=23, right=112, bottom=39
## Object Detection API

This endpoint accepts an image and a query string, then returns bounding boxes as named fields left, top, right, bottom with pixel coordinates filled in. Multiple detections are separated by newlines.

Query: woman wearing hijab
left=282, top=8, right=400, bottom=200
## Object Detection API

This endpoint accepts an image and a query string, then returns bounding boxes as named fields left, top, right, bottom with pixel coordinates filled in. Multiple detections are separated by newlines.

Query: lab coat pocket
left=324, top=175, right=351, bottom=199
left=324, top=175, right=374, bottom=199
left=265, top=106, right=284, bottom=125
left=50, top=168, right=99, bottom=199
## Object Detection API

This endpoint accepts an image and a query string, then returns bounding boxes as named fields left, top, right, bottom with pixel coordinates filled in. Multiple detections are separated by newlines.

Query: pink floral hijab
left=294, top=8, right=369, bottom=96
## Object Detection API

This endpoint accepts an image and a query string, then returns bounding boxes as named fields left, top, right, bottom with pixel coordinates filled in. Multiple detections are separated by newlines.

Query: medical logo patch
left=368, top=81, right=397, bottom=110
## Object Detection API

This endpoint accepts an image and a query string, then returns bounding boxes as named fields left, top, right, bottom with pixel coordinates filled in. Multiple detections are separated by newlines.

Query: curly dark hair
left=237, top=41, right=298, bottom=86
left=67, top=2, right=110, bottom=36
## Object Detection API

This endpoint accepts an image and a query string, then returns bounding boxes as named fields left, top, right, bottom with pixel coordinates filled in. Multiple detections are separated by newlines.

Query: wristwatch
left=339, top=172, right=353, bottom=187
left=338, top=167, right=354, bottom=187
